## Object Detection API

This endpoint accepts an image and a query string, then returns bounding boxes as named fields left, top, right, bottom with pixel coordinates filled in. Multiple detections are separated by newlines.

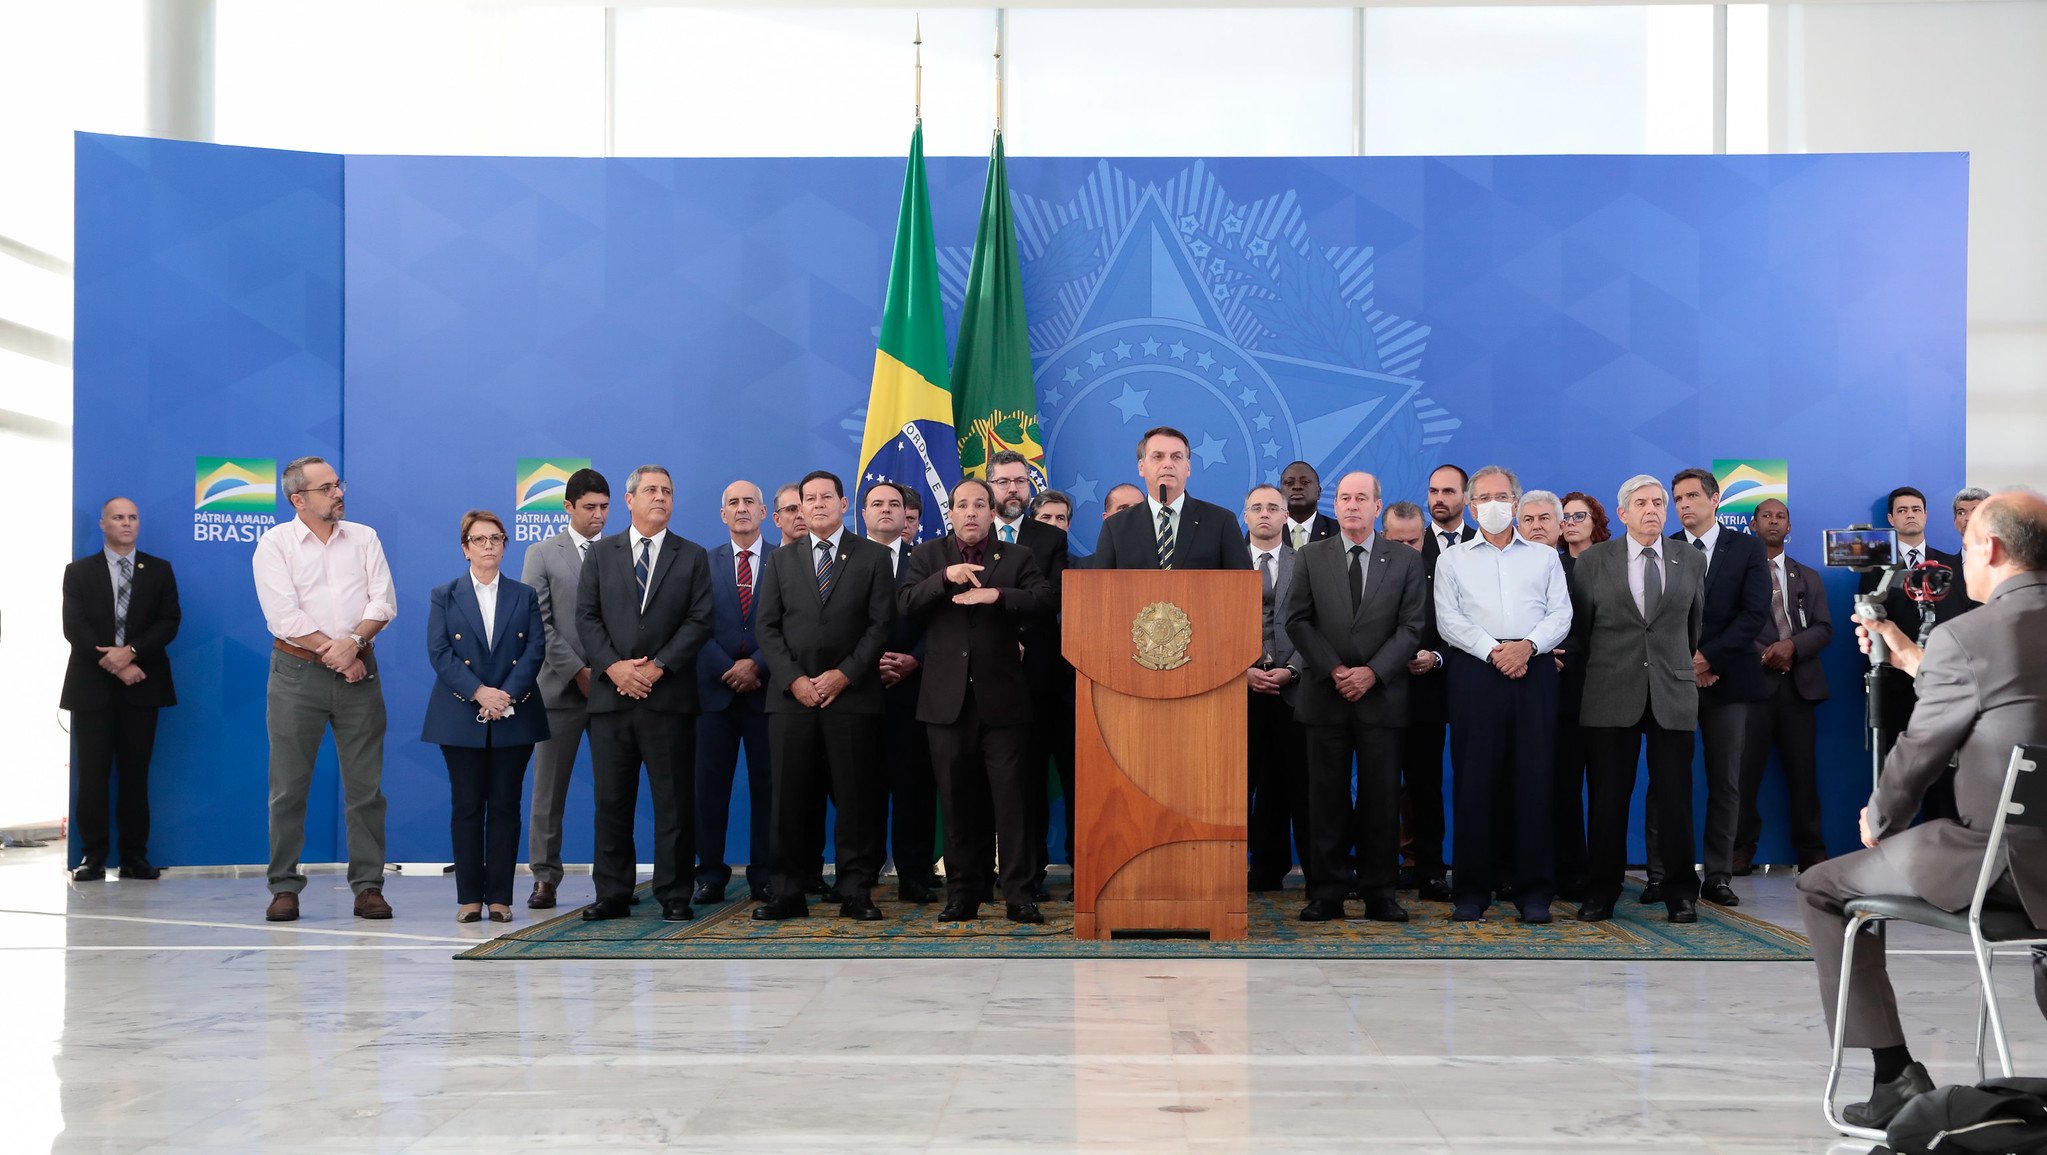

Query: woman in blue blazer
left=423, top=511, right=551, bottom=923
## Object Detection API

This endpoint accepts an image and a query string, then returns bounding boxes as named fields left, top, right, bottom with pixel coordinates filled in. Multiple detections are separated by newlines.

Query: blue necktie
left=815, top=540, right=836, bottom=601
left=635, top=538, right=651, bottom=606
left=1001, top=523, right=1016, bottom=543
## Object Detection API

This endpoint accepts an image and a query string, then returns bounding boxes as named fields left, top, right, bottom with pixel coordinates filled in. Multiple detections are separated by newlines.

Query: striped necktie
left=634, top=538, right=652, bottom=606
left=115, top=556, right=132, bottom=646
left=1156, top=507, right=1175, bottom=570
left=815, top=539, right=836, bottom=601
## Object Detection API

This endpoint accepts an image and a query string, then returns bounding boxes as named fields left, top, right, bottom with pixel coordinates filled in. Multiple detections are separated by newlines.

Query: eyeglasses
left=776, top=505, right=800, bottom=515
left=302, top=481, right=346, bottom=498
left=1560, top=511, right=1590, bottom=523
left=465, top=533, right=508, bottom=547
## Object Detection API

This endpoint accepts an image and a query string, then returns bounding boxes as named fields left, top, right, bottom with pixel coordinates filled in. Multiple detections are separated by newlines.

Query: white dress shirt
left=253, top=518, right=397, bottom=641
left=1145, top=492, right=1188, bottom=535
left=1900, top=539, right=1925, bottom=568
left=629, top=526, right=668, bottom=610
left=810, top=526, right=847, bottom=574
left=471, top=570, right=500, bottom=648
left=995, top=516, right=1026, bottom=544
left=1434, top=532, right=1573, bottom=660
left=568, top=527, right=599, bottom=561
left=731, top=537, right=763, bottom=585
left=1684, top=522, right=1721, bottom=572
left=1628, top=536, right=1667, bottom=619
left=1285, top=517, right=1316, bottom=551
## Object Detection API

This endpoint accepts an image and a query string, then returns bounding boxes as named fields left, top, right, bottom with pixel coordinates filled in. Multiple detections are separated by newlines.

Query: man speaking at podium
left=1090, top=426, right=1254, bottom=573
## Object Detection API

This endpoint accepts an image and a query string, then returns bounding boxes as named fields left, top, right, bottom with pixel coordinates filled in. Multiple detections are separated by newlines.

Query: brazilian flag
left=952, top=130, right=1045, bottom=488
left=857, top=123, right=962, bottom=544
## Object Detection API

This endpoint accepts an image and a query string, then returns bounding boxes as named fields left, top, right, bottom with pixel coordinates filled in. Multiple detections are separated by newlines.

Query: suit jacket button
left=455, top=633, right=462, bottom=640
left=464, top=659, right=472, bottom=666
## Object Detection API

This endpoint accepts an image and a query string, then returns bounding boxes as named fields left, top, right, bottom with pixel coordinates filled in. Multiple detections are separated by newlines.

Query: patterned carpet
left=457, top=876, right=1811, bottom=962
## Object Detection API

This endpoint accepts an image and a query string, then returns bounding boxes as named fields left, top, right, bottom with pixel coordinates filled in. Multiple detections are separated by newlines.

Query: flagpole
left=913, top=14, right=922, bottom=123
left=993, top=11, right=1005, bottom=134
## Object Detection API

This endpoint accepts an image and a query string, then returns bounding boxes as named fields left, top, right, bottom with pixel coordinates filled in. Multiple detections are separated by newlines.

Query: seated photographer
left=1799, top=489, right=2047, bottom=1129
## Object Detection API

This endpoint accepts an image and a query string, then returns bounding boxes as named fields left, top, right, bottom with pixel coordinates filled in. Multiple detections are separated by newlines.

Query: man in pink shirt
left=251, top=456, right=397, bottom=922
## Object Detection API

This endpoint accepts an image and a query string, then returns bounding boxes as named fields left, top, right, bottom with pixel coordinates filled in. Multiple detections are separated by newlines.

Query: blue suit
left=693, top=539, right=775, bottom=896
left=420, top=571, right=550, bottom=907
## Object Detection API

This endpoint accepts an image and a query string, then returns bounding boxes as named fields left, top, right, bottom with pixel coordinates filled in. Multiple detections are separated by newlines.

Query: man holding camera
left=1800, top=490, right=2047, bottom=1129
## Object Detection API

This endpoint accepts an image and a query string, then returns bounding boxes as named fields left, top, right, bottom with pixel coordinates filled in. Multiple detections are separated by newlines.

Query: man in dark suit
left=987, top=449, right=1074, bottom=900
left=1651, top=467, right=1771, bottom=909
left=1091, top=427, right=1255, bottom=573
left=574, top=464, right=715, bottom=923
left=1404, top=468, right=1474, bottom=904
left=1279, top=461, right=1340, bottom=552
left=1244, top=484, right=1308, bottom=891
left=1284, top=471, right=1428, bottom=923
left=519, top=467, right=609, bottom=909
left=1571, top=475, right=1707, bottom=924
left=901, top=478, right=1057, bottom=922
left=752, top=470, right=898, bottom=921
left=1735, top=499, right=1833, bottom=873
left=62, top=496, right=179, bottom=881
left=1800, top=491, right=2047, bottom=1128
left=862, top=480, right=941, bottom=901
left=692, top=480, right=775, bottom=905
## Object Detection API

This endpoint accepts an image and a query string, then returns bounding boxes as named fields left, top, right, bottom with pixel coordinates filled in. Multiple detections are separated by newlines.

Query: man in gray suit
left=1799, top=490, right=2047, bottom=1129
left=1284, top=471, right=1427, bottom=923
left=1734, top=498, right=1832, bottom=874
left=519, top=468, right=609, bottom=909
left=1569, top=474, right=1706, bottom=924
left=1243, top=484, right=1307, bottom=891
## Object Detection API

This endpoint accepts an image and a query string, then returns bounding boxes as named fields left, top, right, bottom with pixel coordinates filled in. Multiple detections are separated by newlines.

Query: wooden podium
left=1063, top=569, right=1261, bottom=940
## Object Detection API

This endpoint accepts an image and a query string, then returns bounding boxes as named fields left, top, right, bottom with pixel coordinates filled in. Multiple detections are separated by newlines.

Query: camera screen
left=1823, top=527, right=1898, bottom=568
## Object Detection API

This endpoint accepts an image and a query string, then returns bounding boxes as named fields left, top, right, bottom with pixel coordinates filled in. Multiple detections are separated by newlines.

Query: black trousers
left=588, top=708, right=696, bottom=905
left=441, top=742, right=531, bottom=906
left=1644, top=697, right=1750, bottom=884
left=1304, top=715, right=1401, bottom=903
left=1585, top=705, right=1700, bottom=906
left=1026, top=671, right=1077, bottom=876
left=1398, top=681, right=1450, bottom=879
left=1735, top=678, right=1828, bottom=866
left=768, top=710, right=885, bottom=899
left=928, top=694, right=1037, bottom=906
left=71, top=700, right=160, bottom=865
left=1247, top=688, right=1308, bottom=885
left=1446, top=650, right=1558, bottom=908
left=884, top=686, right=939, bottom=884
left=694, top=696, right=772, bottom=892
left=1553, top=710, right=1591, bottom=891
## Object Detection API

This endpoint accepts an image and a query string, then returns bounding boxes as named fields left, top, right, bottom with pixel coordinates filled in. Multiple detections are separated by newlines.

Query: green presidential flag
left=951, top=130, right=1044, bottom=487
left=856, top=122, right=962, bottom=543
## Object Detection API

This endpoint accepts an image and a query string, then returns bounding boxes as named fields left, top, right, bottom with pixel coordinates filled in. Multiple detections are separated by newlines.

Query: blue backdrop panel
left=77, top=139, right=1968, bottom=871
left=73, top=134, right=346, bottom=869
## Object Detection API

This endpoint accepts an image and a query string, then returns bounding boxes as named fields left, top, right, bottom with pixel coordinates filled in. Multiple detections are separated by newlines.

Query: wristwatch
left=348, top=632, right=367, bottom=648
left=650, top=657, right=666, bottom=670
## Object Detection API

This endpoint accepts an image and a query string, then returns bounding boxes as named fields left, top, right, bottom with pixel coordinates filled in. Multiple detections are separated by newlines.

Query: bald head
left=1962, top=490, right=2047, bottom=600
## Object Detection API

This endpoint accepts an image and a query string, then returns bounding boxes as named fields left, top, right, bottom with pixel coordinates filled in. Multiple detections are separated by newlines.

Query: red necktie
left=736, top=549, right=754, bottom=619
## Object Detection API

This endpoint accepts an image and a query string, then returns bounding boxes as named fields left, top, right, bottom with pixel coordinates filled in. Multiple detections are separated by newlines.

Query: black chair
left=1824, top=743, right=2047, bottom=1139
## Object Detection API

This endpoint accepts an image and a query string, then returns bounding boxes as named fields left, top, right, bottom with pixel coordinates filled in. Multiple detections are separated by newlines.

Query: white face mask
left=1474, top=500, right=1515, bottom=535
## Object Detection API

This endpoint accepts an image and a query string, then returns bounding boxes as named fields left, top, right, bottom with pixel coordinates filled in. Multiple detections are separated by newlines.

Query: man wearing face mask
left=1434, top=467, right=1573, bottom=923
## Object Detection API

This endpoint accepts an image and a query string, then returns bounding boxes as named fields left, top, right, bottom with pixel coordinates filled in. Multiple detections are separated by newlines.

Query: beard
left=999, top=497, right=1027, bottom=521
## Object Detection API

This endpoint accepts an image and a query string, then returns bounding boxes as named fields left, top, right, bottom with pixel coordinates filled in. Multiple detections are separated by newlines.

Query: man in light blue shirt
left=1434, top=465, right=1573, bottom=923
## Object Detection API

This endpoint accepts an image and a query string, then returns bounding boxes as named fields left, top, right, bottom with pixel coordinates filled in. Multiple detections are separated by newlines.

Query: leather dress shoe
left=1842, top=1061, right=1935, bottom=1130
left=1666, top=898, right=1698, bottom=924
left=353, top=888, right=393, bottom=919
left=1518, top=903, right=1554, bottom=925
left=660, top=900, right=696, bottom=923
left=1576, top=901, right=1613, bottom=922
left=752, top=895, right=808, bottom=921
left=629, top=891, right=645, bottom=905
left=1299, top=899, right=1346, bottom=922
left=1417, top=876, right=1454, bottom=903
left=70, top=861, right=106, bottom=882
left=898, top=881, right=936, bottom=904
left=937, top=899, right=981, bottom=921
left=118, top=860, right=161, bottom=880
left=803, top=876, right=833, bottom=897
left=265, top=892, right=300, bottom=922
left=692, top=882, right=724, bottom=906
left=1364, top=897, right=1411, bottom=923
left=527, top=880, right=558, bottom=909
left=1638, top=882, right=1665, bottom=905
left=749, top=884, right=772, bottom=903
left=840, top=896, right=884, bottom=921
left=1732, top=852, right=1755, bottom=878
left=1006, top=902, right=1046, bottom=924
left=1450, top=903, right=1486, bottom=922
left=456, top=908, right=482, bottom=924
left=581, top=896, right=631, bottom=921
left=1702, top=881, right=1741, bottom=907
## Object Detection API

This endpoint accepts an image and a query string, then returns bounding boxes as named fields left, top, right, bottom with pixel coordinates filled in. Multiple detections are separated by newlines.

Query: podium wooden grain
left=1062, top=569, right=1261, bottom=940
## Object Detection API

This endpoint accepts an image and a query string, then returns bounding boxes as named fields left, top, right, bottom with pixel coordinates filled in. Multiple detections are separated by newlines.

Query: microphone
left=1159, top=483, right=1168, bottom=505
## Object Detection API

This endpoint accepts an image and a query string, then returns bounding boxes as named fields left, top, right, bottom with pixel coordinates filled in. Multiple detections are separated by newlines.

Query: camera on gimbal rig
left=1824, top=526, right=1956, bottom=664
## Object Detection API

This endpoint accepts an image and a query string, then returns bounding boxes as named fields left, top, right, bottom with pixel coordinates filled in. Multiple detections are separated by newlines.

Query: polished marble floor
left=5, top=840, right=2036, bottom=1154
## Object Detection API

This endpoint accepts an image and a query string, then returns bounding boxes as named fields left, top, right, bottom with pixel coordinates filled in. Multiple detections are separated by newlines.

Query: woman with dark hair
left=423, top=510, right=550, bottom=923
left=1551, top=492, right=1609, bottom=899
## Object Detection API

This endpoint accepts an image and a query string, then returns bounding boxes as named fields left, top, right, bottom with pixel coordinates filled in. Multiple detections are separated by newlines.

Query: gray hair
left=1954, top=486, right=1991, bottom=514
left=1518, top=489, right=1562, bottom=516
left=1384, top=500, right=1425, bottom=524
left=625, top=464, right=672, bottom=494
left=281, top=456, right=328, bottom=497
left=1467, top=465, right=1520, bottom=504
left=1617, top=474, right=1665, bottom=511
